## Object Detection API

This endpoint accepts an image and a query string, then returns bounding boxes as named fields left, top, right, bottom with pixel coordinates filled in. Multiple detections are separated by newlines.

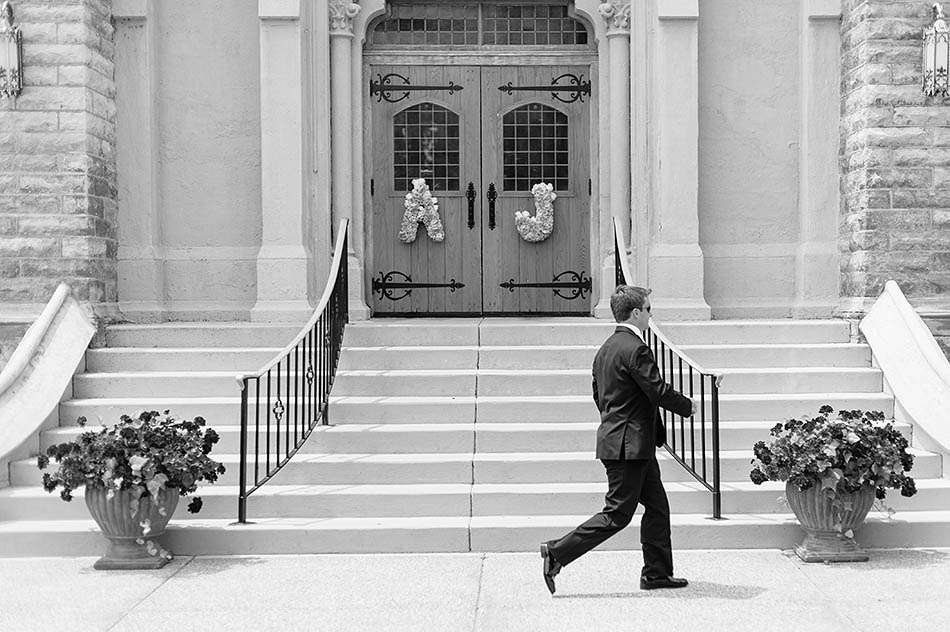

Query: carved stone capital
left=329, top=0, right=361, bottom=35
left=598, top=1, right=631, bottom=35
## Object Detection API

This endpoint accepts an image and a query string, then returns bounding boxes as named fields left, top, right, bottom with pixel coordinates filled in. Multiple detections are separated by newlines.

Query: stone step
left=472, top=421, right=914, bottom=453
left=331, top=396, right=477, bottom=423
left=469, top=479, right=950, bottom=515
left=16, top=448, right=938, bottom=488
left=474, top=393, right=895, bottom=423
left=59, top=397, right=244, bottom=426
left=70, top=366, right=882, bottom=399
left=2, top=511, right=949, bottom=556
left=0, top=484, right=472, bottom=521
left=5, top=478, right=948, bottom=523
left=476, top=343, right=872, bottom=370
left=15, top=453, right=473, bottom=488
left=105, top=323, right=303, bottom=348
left=38, top=420, right=915, bottom=456
left=342, top=320, right=479, bottom=347
left=467, top=448, right=942, bottom=485
left=0, top=516, right=472, bottom=555
left=333, top=370, right=476, bottom=397
left=468, top=511, right=950, bottom=552
left=677, top=344, right=871, bottom=368
left=72, top=372, right=248, bottom=399
left=476, top=368, right=883, bottom=396
left=338, top=346, right=479, bottom=371
left=85, top=347, right=283, bottom=372
left=40, top=424, right=478, bottom=455
left=477, top=320, right=851, bottom=346
left=60, top=396, right=479, bottom=426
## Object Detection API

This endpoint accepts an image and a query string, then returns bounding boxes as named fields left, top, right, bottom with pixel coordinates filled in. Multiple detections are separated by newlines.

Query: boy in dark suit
left=540, top=285, right=697, bottom=594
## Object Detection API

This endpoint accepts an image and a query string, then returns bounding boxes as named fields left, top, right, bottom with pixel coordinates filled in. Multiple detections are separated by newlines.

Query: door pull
left=487, top=183, right=497, bottom=230
left=466, top=182, right=476, bottom=229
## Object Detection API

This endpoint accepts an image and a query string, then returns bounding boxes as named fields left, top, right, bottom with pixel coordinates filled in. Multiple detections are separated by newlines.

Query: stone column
left=651, top=0, right=710, bottom=319
left=251, top=0, right=310, bottom=322
left=594, top=1, right=632, bottom=317
left=793, top=0, right=840, bottom=317
left=330, top=0, right=370, bottom=319
left=113, top=0, right=163, bottom=322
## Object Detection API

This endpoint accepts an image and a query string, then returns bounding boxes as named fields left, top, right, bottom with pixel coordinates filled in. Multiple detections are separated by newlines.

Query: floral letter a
left=515, top=182, right=556, bottom=243
left=399, top=178, right=445, bottom=244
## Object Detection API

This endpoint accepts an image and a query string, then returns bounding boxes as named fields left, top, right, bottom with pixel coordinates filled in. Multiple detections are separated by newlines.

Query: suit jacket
left=592, top=326, right=693, bottom=460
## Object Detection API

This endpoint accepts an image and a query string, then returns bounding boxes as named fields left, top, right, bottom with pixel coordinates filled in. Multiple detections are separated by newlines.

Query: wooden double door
left=369, top=64, right=591, bottom=315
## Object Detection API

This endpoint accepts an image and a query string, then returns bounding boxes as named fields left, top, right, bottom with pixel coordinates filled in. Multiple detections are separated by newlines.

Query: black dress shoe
left=540, top=542, right=562, bottom=595
left=640, top=576, right=688, bottom=590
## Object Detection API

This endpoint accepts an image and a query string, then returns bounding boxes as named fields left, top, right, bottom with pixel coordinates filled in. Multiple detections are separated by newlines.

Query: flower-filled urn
left=924, top=3, right=950, bottom=97
left=0, top=0, right=23, bottom=99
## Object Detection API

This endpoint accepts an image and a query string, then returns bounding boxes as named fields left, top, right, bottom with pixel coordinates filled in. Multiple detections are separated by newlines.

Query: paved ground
left=1, top=548, right=948, bottom=631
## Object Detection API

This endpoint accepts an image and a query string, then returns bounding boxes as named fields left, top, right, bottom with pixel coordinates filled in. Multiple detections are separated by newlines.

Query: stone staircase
left=1, top=318, right=949, bottom=555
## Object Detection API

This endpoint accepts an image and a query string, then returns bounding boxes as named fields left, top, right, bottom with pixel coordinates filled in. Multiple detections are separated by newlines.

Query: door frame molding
left=359, top=2, right=602, bottom=314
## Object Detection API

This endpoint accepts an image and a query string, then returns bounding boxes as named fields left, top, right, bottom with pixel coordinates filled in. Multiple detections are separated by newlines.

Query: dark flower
left=749, top=469, right=768, bottom=485
left=818, top=405, right=833, bottom=415
left=876, top=487, right=886, bottom=500
left=901, top=478, right=917, bottom=497
left=187, top=497, right=203, bottom=513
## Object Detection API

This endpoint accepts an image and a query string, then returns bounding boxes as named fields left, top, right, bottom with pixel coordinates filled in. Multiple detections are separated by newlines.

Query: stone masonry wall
left=0, top=0, right=117, bottom=311
left=840, top=0, right=950, bottom=315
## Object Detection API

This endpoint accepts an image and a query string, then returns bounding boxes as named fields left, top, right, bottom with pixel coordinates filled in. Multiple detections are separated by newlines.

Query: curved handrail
left=236, top=218, right=349, bottom=384
left=611, top=216, right=721, bottom=381
left=0, top=283, right=73, bottom=396
left=235, top=219, right=350, bottom=523
left=613, top=215, right=723, bottom=519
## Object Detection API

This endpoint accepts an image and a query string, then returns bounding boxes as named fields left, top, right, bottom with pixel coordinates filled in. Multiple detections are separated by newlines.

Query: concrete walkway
left=1, top=549, right=948, bottom=631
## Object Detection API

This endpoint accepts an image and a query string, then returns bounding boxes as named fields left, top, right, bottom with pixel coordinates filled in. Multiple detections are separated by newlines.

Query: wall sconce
left=924, top=3, right=950, bottom=97
left=0, top=0, right=22, bottom=99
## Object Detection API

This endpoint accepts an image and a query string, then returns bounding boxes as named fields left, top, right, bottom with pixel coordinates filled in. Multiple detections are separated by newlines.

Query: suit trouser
left=547, top=456, right=674, bottom=580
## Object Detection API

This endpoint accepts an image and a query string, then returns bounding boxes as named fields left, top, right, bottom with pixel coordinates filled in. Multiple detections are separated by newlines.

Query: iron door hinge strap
left=373, top=271, right=466, bottom=301
left=370, top=73, right=464, bottom=103
left=497, top=73, right=591, bottom=104
left=499, top=270, right=592, bottom=300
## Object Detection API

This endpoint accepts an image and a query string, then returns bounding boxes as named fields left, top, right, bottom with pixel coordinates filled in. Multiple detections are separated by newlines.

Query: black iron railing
left=613, top=217, right=723, bottom=519
left=235, top=219, right=349, bottom=523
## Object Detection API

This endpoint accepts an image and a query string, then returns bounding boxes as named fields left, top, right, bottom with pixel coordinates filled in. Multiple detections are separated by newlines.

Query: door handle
left=466, top=182, right=476, bottom=229
left=487, top=183, right=497, bottom=230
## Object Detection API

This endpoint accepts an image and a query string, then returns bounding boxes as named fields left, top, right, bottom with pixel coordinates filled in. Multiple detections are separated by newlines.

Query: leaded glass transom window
left=503, top=103, right=568, bottom=191
left=370, top=2, right=589, bottom=48
left=394, top=103, right=460, bottom=192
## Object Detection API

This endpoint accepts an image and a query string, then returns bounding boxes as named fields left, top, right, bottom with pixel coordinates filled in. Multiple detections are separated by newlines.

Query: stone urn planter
left=85, top=484, right=179, bottom=570
left=785, top=481, right=876, bottom=563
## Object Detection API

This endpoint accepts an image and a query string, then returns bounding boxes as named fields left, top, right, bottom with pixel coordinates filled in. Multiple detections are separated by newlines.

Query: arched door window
left=502, top=103, right=568, bottom=191
left=393, top=102, right=460, bottom=192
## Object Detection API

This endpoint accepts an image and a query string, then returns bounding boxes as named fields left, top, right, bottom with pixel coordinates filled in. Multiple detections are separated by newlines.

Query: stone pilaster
left=251, top=0, right=311, bottom=322
left=113, top=0, right=163, bottom=321
left=0, top=0, right=117, bottom=317
left=650, top=0, right=710, bottom=319
left=840, top=0, right=950, bottom=316
left=793, top=0, right=841, bottom=317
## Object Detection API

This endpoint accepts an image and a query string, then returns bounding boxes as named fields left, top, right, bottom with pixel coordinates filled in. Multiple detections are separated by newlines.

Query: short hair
left=610, top=285, right=652, bottom=322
